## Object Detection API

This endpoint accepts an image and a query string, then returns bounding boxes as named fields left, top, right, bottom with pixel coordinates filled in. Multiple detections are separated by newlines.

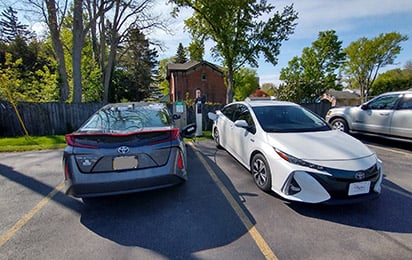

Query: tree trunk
left=45, top=0, right=70, bottom=102
left=226, top=67, right=234, bottom=104
left=72, top=0, right=84, bottom=103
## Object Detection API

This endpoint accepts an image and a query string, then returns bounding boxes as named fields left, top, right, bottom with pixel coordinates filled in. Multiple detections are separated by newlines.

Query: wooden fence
left=0, top=101, right=330, bottom=137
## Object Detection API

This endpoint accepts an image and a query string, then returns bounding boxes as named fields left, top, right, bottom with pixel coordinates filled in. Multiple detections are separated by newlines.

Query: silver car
left=63, top=102, right=196, bottom=199
left=325, top=90, right=412, bottom=140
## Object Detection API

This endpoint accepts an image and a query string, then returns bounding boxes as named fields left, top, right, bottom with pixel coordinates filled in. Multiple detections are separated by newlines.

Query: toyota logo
left=354, top=171, right=366, bottom=180
left=117, top=146, right=130, bottom=154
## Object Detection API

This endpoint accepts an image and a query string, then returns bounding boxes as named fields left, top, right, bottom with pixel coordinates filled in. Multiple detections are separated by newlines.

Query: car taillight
left=148, top=128, right=180, bottom=145
left=65, top=134, right=99, bottom=149
left=64, top=161, right=70, bottom=180
left=177, top=151, right=184, bottom=170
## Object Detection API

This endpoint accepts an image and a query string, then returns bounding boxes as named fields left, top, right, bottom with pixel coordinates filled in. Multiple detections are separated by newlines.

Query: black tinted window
left=221, top=104, right=237, bottom=121
left=367, top=95, right=399, bottom=110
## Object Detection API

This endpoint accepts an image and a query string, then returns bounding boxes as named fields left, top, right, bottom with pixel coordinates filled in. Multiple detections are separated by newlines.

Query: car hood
left=267, top=130, right=375, bottom=162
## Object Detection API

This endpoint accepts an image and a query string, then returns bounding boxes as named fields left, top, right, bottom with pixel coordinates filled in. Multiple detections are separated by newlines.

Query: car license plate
left=113, top=156, right=138, bottom=170
left=348, top=181, right=371, bottom=196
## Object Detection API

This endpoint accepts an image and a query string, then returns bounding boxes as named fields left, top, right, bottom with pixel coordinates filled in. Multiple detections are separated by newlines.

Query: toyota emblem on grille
left=118, top=146, right=130, bottom=154
left=354, top=171, right=366, bottom=180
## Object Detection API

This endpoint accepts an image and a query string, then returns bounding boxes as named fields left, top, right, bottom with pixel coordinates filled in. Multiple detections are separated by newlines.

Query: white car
left=208, top=98, right=383, bottom=204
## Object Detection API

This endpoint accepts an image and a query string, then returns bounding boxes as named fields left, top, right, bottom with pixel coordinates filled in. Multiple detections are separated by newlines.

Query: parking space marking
left=189, top=142, right=278, bottom=260
left=0, top=180, right=64, bottom=248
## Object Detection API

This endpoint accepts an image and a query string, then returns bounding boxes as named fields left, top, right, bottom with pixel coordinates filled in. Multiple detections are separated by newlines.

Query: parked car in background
left=208, top=98, right=383, bottom=204
left=325, top=90, right=412, bottom=140
left=63, top=102, right=196, bottom=199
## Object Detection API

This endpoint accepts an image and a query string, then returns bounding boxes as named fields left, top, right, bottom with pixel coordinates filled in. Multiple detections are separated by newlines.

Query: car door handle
left=379, top=113, right=390, bottom=116
left=250, top=138, right=255, bottom=142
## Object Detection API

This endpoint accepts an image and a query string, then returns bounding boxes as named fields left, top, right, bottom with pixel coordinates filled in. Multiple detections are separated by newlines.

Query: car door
left=351, top=94, right=399, bottom=135
left=218, top=104, right=237, bottom=150
left=390, top=93, right=412, bottom=138
left=231, top=104, right=256, bottom=166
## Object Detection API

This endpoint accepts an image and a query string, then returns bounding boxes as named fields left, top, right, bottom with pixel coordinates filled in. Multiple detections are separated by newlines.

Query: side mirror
left=234, top=120, right=249, bottom=128
left=361, top=104, right=368, bottom=110
left=208, top=112, right=218, bottom=121
left=173, top=114, right=181, bottom=120
left=181, top=123, right=196, bottom=138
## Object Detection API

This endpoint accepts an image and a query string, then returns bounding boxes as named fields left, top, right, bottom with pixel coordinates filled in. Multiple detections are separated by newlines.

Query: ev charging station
left=173, top=101, right=187, bottom=130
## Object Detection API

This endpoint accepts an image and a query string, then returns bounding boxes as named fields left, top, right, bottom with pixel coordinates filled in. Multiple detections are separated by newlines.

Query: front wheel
left=251, top=154, right=272, bottom=192
left=213, top=128, right=222, bottom=148
left=331, top=118, right=349, bottom=133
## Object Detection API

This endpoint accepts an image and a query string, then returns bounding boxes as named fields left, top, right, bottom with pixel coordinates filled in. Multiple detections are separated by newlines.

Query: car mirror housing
left=361, top=104, right=368, bottom=110
left=208, top=112, right=218, bottom=121
left=234, top=120, right=249, bottom=128
left=181, top=123, right=196, bottom=138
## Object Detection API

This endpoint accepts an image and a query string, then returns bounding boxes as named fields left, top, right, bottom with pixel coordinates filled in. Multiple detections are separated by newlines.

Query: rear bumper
left=64, top=148, right=186, bottom=198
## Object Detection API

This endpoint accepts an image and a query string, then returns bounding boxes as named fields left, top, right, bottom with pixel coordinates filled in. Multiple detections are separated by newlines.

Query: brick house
left=167, top=60, right=226, bottom=104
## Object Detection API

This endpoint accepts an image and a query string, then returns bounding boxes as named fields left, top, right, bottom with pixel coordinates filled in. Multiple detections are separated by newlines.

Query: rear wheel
left=251, top=154, right=271, bottom=192
left=331, top=118, right=349, bottom=133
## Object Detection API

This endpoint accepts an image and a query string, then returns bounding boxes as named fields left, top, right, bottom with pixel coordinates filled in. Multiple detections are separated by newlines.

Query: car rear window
left=79, top=105, right=172, bottom=133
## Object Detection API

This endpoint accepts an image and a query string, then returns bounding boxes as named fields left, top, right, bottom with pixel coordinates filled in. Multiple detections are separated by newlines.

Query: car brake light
left=177, top=151, right=184, bottom=170
left=64, top=161, right=70, bottom=180
left=65, top=134, right=99, bottom=149
left=148, top=128, right=180, bottom=145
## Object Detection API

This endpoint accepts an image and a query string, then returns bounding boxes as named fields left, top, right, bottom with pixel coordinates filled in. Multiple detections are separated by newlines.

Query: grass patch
left=0, top=135, right=66, bottom=152
left=0, top=131, right=213, bottom=152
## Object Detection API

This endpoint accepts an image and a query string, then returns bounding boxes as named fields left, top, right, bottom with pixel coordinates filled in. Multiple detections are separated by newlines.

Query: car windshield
left=252, top=105, right=330, bottom=133
left=79, top=104, right=172, bottom=133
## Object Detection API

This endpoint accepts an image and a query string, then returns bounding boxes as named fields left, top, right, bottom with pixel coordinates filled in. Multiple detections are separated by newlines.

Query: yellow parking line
left=189, top=142, right=278, bottom=260
left=0, top=181, right=64, bottom=248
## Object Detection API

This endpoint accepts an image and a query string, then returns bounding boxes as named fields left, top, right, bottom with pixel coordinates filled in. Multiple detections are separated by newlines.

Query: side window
left=367, top=95, right=399, bottom=110
left=221, top=104, right=237, bottom=122
left=398, top=94, right=412, bottom=110
left=234, top=104, right=255, bottom=133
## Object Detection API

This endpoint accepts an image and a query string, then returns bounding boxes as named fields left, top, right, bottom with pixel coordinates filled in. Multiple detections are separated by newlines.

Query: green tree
left=188, top=38, right=204, bottom=61
left=261, top=83, right=277, bottom=97
left=371, top=68, right=412, bottom=96
left=112, top=28, right=158, bottom=102
left=169, top=0, right=298, bottom=103
left=0, top=7, right=34, bottom=43
left=343, top=32, right=408, bottom=102
left=157, top=57, right=176, bottom=97
left=280, top=30, right=345, bottom=102
left=233, top=68, right=258, bottom=101
left=175, top=42, right=188, bottom=63
left=0, top=54, right=30, bottom=136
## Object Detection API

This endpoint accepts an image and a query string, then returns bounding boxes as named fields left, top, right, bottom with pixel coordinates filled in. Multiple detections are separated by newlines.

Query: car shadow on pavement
left=78, top=144, right=260, bottom=259
left=287, top=178, right=412, bottom=233
left=0, top=163, right=84, bottom=213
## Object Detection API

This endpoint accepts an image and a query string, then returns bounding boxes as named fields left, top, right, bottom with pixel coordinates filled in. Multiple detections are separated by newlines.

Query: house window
left=201, top=73, right=207, bottom=81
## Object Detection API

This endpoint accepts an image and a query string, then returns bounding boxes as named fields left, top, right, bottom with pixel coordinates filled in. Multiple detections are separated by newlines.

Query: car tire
left=251, top=153, right=272, bottom=192
left=213, top=128, right=222, bottom=148
left=331, top=118, right=349, bottom=133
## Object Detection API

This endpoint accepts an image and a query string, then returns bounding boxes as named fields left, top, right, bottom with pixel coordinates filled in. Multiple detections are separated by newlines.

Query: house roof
left=325, top=89, right=360, bottom=99
left=167, top=60, right=224, bottom=77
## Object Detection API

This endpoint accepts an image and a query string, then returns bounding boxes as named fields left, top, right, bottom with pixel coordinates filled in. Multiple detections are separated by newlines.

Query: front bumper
left=279, top=162, right=383, bottom=204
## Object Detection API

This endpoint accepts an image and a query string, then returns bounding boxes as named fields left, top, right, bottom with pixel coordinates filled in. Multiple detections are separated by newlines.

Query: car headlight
left=275, top=148, right=325, bottom=171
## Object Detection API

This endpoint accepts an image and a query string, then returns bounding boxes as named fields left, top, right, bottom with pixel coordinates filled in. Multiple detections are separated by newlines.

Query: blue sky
left=153, top=0, right=412, bottom=85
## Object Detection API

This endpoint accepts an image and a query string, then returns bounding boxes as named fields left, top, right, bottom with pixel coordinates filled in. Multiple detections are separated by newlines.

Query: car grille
left=309, top=164, right=380, bottom=199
